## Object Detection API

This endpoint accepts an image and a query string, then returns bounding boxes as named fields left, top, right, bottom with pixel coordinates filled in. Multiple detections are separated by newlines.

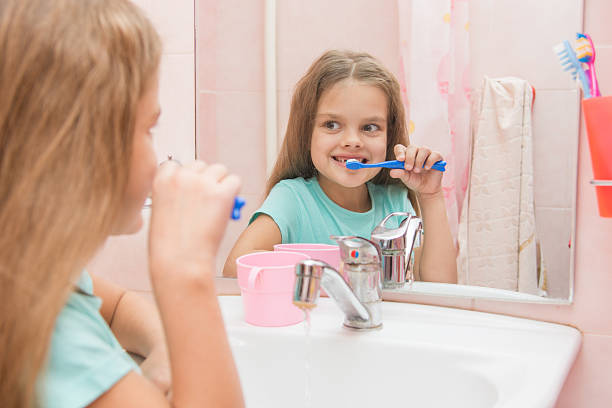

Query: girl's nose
left=341, top=128, right=363, bottom=148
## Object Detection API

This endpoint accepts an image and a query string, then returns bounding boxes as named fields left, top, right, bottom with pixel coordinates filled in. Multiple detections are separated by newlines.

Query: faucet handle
left=406, top=217, right=423, bottom=249
left=371, top=212, right=412, bottom=251
left=405, top=217, right=423, bottom=286
left=330, top=236, right=381, bottom=265
left=373, top=211, right=412, bottom=233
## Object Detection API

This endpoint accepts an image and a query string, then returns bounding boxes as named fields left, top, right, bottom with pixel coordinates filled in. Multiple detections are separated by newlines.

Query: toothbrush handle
left=376, top=160, right=446, bottom=172
left=376, top=160, right=406, bottom=169
left=430, top=160, right=447, bottom=172
left=589, top=64, right=601, bottom=97
left=586, top=35, right=601, bottom=97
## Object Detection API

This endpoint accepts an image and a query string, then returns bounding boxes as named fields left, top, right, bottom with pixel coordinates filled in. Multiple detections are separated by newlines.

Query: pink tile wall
left=276, top=0, right=400, bottom=93
left=469, top=0, right=582, bottom=299
left=195, top=0, right=267, bottom=273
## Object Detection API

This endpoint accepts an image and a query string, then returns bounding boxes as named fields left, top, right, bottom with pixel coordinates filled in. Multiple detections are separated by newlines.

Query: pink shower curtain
left=398, top=0, right=471, bottom=243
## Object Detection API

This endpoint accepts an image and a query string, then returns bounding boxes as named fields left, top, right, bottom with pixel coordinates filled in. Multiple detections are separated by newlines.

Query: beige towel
left=458, top=77, right=546, bottom=295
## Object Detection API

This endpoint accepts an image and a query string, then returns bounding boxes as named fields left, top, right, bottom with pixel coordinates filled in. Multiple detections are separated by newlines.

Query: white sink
left=219, top=296, right=580, bottom=408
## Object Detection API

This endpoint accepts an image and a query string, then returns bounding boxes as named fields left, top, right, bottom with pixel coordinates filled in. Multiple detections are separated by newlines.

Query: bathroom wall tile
left=532, top=90, right=580, bottom=209
left=584, top=0, right=612, bottom=46
left=555, top=334, right=612, bottom=407
left=216, top=192, right=267, bottom=276
left=591, top=47, right=612, bottom=97
left=147, top=0, right=194, bottom=54
left=535, top=208, right=572, bottom=299
left=88, top=211, right=152, bottom=291
left=276, top=0, right=400, bottom=92
left=196, top=92, right=218, bottom=163
left=197, top=91, right=267, bottom=196
left=196, top=0, right=264, bottom=92
left=469, top=0, right=581, bottom=90
left=567, top=125, right=612, bottom=335
left=155, top=54, right=196, bottom=163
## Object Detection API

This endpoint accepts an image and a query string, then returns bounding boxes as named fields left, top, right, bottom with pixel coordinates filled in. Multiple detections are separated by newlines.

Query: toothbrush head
left=345, top=159, right=362, bottom=170
left=553, top=41, right=581, bottom=80
left=575, top=33, right=594, bottom=63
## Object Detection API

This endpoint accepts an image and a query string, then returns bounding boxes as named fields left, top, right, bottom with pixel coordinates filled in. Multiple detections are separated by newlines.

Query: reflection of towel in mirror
left=457, top=77, right=546, bottom=296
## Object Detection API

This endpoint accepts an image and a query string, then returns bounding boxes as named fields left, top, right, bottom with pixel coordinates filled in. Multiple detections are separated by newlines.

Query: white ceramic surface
left=219, top=296, right=581, bottom=408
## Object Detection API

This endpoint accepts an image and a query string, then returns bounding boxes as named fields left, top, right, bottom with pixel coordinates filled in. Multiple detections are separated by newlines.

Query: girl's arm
left=93, top=275, right=170, bottom=394
left=89, top=161, right=244, bottom=407
left=415, top=191, right=457, bottom=283
left=88, top=267, right=241, bottom=408
left=391, top=144, right=457, bottom=284
left=222, top=214, right=281, bottom=277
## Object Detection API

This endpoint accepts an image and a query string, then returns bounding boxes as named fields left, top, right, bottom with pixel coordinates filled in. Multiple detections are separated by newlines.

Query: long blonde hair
left=266, top=49, right=418, bottom=211
left=0, top=0, right=161, bottom=406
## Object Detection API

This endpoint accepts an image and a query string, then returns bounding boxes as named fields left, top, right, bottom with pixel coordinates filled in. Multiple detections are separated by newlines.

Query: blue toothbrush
left=231, top=197, right=246, bottom=220
left=346, top=159, right=446, bottom=172
left=553, top=40, right=592, bottom=98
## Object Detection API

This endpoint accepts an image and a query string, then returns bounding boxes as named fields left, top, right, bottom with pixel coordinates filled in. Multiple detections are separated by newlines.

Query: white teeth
left=334, top=157, right=367, bottom=164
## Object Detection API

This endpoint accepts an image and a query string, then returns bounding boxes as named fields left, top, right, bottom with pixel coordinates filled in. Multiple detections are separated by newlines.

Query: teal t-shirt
left=37, top=271, right=140, bottom=408
left=250, top=177, right=415, bottom=244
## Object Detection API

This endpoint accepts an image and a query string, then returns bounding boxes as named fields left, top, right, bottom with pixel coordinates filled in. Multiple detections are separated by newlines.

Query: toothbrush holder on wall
left=582, top=96, right=612, bottom=217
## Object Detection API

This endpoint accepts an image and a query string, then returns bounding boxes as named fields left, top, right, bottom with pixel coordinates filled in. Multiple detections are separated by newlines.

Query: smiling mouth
left=332, top=156, right=368, bottom=164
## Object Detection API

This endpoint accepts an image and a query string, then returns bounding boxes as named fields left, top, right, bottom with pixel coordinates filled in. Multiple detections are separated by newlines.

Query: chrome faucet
left=371, top=212, right=423, bottom=289
left=293, top=236, right=383, bottom=330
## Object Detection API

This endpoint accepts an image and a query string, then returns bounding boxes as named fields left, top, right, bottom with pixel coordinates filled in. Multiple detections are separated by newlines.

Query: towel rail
left=590, top=180, right=612, bottom=186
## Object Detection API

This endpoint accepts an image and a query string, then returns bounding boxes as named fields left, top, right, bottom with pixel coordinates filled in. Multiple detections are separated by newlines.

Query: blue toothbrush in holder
left=345, top=159, right=446, bottom=172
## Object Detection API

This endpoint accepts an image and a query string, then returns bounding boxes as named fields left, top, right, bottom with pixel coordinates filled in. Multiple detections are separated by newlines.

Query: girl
left=224, top=50, right=457, bottom=284
left=0, top=0, right=244, bottom=407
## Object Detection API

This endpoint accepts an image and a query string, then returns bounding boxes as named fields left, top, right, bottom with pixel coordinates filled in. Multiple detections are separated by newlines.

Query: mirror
left=196, top=0, right=580, bottom=303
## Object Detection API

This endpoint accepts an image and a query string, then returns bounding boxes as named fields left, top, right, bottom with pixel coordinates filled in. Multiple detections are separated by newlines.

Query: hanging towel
left=457, top=77, right=546, bottom=295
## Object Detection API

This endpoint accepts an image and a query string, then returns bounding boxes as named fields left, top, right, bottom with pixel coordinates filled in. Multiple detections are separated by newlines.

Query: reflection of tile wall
left=532, top=91, right=579, bottom=299
left=195, top=0, right=267, bottom=274
left=88, top=0, right=195, bottom=289
left=469, top=0, right=581, bottom=299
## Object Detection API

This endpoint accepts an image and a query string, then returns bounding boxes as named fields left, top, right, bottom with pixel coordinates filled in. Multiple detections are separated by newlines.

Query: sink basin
left=219, top=296, right=580, bottom=408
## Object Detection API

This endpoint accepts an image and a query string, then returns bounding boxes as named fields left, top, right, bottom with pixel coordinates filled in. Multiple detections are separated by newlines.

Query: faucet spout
left=293, top=260, right=369, bottom=323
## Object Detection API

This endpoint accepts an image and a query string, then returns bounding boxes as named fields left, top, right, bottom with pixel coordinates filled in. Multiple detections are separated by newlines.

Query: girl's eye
left=324, top=121, right=340, bottom=131
left=363, top=124, right=380, bottom=132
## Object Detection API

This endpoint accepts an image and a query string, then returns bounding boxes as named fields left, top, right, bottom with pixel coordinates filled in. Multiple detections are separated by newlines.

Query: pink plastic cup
left=236, top=251, right=309, bottom=327
left=273, top=243, right=340, bottom=269
left=273, top=243, right=341, bottom=297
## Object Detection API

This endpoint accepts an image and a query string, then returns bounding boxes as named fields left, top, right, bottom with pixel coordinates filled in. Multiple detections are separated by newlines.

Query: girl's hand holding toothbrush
left=149, top=160, right=242, bottom=278
left=390, top=144, right=445, bottom=199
